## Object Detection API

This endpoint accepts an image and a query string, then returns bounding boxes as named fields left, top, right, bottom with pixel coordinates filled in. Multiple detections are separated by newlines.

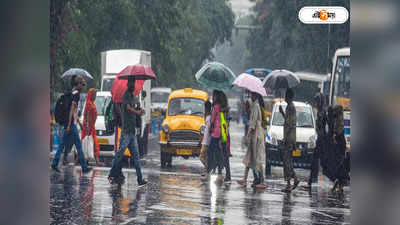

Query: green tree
left=50, top=0, right=234, bottom=104
left=246, top=0, right=350, bottom=73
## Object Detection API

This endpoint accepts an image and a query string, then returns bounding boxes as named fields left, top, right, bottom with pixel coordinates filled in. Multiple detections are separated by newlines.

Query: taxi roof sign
left=184, top=88, right=193, bottom=93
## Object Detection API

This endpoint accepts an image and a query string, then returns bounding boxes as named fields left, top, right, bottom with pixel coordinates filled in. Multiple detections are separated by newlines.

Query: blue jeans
left=108, top=132, right=143, bottom=183
left=51, top=124, right=88, bottom=170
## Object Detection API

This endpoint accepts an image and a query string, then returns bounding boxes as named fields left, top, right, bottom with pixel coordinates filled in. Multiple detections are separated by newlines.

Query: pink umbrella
left=232, top=73, right=267, bottom=96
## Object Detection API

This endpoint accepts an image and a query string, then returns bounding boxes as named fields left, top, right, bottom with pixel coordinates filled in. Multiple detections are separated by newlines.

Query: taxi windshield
left=168, top=98, right=205, bottom=117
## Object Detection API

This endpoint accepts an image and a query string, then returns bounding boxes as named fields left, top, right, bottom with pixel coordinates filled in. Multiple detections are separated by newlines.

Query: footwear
left=108, top=175, right=125, bottom=185
left=82, top=167, right=93, bottom=174
left=237, top=179, right=247, bottom=186
left=255, top=183, right=266, bottom=189
left=138, top=179, right=148, bottom=187
left=281, top=186, right=292, bottom=193
left=200, top=175, right=209, bottom=181
left=51, top=165, right=61, bottom=173
left=291, top=179, right=300, bottom=191
left=303, top=183, right=312, bottom=189
left=224, top=177, right=231, bottom=183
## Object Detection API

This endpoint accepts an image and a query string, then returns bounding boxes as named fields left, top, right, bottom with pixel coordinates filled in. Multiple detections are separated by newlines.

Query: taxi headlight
left=162, top=124, right=170, bottom=133
left=200, top=125, right=206, bottom=135
left=308, top=135, right=317, bottom=149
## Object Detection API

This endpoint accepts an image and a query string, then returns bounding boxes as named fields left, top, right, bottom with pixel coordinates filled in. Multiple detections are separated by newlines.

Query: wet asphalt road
left=50, top=123, right=351, bottom=225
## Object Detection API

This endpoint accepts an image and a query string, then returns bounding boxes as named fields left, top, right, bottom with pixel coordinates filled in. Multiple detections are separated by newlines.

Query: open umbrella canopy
left=111, top=73, right=145, bottom=103
left=232, top=73, right=267, bottom=96
left=118, top=64, right=156, bottom=80
left=262, top=69, right=300, bottom=90
left=61, top=68, right=93, bottom=80
left=195, top=62, right=236, bottom=90
left=245, top=68, right=271, bottom=80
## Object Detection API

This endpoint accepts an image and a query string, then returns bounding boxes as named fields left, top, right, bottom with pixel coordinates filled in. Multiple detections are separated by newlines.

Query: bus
left=329, top=47, right=350, bottom=150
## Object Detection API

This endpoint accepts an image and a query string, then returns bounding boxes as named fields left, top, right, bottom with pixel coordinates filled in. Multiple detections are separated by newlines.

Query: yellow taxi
left=159, top=88, right=209, bottom=167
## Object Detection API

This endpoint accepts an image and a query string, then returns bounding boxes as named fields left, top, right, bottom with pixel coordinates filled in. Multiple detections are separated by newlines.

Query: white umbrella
left=61, top=68, right=93, bottom=80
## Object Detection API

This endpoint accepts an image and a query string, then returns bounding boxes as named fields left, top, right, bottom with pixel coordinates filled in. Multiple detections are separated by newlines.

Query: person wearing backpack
left=51, top=75, right=93, bottom=174
left=219, top=91, right=231, bottom=183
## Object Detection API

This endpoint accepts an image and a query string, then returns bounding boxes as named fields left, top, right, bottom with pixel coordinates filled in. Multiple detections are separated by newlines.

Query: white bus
left=329, top=47, right=350, bottom=150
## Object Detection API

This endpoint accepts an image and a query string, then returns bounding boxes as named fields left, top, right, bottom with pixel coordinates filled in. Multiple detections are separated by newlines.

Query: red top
left=82, top=88, right=97, bottom=135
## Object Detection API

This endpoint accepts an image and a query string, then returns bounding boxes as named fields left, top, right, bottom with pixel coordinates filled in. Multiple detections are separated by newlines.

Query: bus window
left=333, top=56, right=350, bottom=109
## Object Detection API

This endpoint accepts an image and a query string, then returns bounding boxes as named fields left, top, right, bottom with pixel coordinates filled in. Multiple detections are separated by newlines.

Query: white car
left=265, top=101, right=317, bottom=169
left=151, top=87, right=171, bottom=114
left=80, top=91, right=115, bottom=157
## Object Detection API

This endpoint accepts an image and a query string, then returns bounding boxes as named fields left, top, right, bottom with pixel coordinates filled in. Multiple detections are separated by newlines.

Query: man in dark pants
left=279, top=88, right=299, bottom=192
left=108, top=78, right=148, bottom=186
left=51, top=75, right=92, bottom=173
left=305, top=93, right=327, bottom=189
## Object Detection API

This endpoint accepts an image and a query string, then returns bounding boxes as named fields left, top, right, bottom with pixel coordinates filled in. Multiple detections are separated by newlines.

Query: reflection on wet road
left=50, top=123, right=350, bottom=225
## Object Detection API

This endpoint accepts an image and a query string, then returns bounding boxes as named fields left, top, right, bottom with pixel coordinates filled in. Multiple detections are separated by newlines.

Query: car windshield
left=94, top=96, right=111, bottom=116
left=151, top=92, right=170, bottom=103
left=168, top=98, right=205, bottom=117
left=272, top=105, right=314, bottom=128
left=102, top=78, right=115, bottom=92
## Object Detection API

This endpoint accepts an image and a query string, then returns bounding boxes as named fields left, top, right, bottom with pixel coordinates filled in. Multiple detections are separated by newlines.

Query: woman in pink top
left=206, top=90, right=225, bottom=181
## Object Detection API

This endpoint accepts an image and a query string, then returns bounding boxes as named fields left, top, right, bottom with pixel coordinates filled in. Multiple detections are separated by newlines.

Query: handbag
left=82, top=135, right=95, bottom=161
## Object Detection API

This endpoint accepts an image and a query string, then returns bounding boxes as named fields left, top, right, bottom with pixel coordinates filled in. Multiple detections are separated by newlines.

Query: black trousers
left=222, top=142, right=231, bottom=179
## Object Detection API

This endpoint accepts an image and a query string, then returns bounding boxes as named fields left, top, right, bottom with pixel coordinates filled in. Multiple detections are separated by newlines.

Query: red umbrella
left=118, top=64, right=156, bottom=80
left=111, top=77, right=145, bottom=103
left=111, top=64, right=157, bottom=103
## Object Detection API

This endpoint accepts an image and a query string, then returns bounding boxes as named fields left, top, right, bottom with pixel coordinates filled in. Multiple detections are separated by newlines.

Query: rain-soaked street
left=50, top=123, right=350, bottom=225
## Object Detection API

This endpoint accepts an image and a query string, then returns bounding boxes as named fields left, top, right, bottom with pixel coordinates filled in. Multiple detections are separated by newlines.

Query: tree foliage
left=246, top=0, right=350, bottom=74
left=50, top=0, right=234, bottom=102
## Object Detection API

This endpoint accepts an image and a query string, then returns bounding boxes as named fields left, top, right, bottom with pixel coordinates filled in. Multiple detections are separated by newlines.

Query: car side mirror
left=142, top=91, right=147, bottom=99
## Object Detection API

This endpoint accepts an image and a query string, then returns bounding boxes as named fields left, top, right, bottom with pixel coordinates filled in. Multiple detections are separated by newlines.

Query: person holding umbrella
left=108, top=64, right=156, bottom=185
left=51, top=75, right=92, bottom=174
left=195, top=62, right=236, bottom=182
left=279, top=88, right=300, bottom=192
left=262, top=69, right=301, bottom=192
left=240, top=91, right=267, bottom=188
left=233, top=73, right=267, bottom=188
left=108, top=78, right=148, bottom=186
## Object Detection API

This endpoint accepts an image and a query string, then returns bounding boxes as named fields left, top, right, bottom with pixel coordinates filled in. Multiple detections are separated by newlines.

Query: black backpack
left=54, top=92, right=72, bottom=126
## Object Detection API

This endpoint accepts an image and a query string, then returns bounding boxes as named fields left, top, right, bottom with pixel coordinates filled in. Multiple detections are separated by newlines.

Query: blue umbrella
left=245, top=68, right=271, bottom=80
